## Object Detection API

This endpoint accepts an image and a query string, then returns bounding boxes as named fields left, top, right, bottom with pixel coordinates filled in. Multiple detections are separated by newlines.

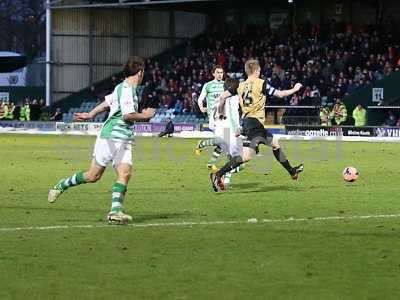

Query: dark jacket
left=165, top=121, right=174, bottom=133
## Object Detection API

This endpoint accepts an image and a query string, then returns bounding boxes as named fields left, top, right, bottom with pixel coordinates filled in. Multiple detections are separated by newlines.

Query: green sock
left=55, top=171, right=86, bottom=192
left=199, top=139, right=215, bottom=149
left=111, top=182, right=127, bottom=213
left=208, top=146, right=222, bottom=166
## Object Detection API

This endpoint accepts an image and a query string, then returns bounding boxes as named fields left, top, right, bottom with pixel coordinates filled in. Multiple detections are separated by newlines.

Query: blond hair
left=244, top=59, right=260, bottom=76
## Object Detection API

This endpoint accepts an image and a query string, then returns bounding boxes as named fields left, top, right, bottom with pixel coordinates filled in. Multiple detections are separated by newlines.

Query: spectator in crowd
left=331, top=99, right=347, bottom=125
left=10, top=102, right=16, bottom=119
left=352, top=104, right=367, bottom=126
left=383, top=111, right=397, bottom=126
left=173, top=99, right=183, bottom=115
left=0, top=100, right=4, bottom=119
left=30, top=99, right=42, bottom=121
left=0, top=102, right=7, bottom=119
left=290, top=94, right=300, bottom=106
left=50, top=107, right=63, bottom=121
left=20, top=100, right=31, bottom=121
left=182, top=96, right=193, bottom=114
left=89, top=85, right=97, bottom=100
left=23, top=97, right=30, bottom=107
left=158, top=117, right=174, bottom=137
left=13, top=102, right=21, bottom=120
left=310, top=85, right=321, bottom=104
left=320, top=107, right=331, bottom=126
left=2, top=102, right=15, bottom=120
left=111, top=75, right=119, bottom=90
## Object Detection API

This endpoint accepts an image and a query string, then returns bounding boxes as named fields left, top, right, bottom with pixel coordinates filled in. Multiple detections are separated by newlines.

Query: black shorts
left=242, top=117, right=273, bottom=152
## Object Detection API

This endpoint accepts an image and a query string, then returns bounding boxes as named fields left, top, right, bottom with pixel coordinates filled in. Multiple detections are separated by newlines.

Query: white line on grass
left=1, top=214, right=400, bottom=233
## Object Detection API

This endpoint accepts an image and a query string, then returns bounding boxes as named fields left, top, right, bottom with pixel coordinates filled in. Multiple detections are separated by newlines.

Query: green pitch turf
left=1, top=134, right=400, bottom=300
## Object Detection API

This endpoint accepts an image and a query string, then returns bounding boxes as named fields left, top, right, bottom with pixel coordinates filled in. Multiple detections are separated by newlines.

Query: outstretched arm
left=273, top=83, right=303, bottom=98
left=123, top=108, right=155, bottom=122
left=73, top=100, right=109, bottom=122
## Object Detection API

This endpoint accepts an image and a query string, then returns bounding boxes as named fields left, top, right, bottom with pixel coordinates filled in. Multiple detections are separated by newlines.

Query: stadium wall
left=343, top=71, right=400, bottom=126
left=51, top=8, right=207, bottom=103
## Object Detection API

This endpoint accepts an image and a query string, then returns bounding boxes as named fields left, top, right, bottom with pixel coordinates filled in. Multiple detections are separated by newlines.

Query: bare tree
left=21, top=0, right=46, bottom=59
left=0, top=0, right=45, bottom=60
left=0, top=0, right=22, bottom=52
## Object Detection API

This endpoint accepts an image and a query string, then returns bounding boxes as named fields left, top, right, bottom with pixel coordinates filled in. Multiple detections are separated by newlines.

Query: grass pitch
left=1, top=134, right=400, bottom=300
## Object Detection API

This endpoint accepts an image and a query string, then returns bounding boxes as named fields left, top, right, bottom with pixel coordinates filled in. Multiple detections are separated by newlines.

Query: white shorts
left=208, top=117, right=215, bottom=132
left=214, top=122, right=243, bottom=157
left=93, top=137, right=132, bottom=168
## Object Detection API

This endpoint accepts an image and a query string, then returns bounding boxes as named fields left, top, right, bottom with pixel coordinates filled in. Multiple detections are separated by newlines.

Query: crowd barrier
left=0, top=121, right=199, bottom=136
left=285, top=125, right=400, bottom=138
left=0, top=121, right=400, bottom=142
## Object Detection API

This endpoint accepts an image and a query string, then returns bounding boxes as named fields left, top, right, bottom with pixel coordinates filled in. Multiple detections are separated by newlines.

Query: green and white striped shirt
left=199, top=79, right=225, bottom=117
left=100, top=81, right=139, bottom=141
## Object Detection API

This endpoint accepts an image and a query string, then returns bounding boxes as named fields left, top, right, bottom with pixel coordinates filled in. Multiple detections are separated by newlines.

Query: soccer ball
left=343, top=167, right=359, bottom=182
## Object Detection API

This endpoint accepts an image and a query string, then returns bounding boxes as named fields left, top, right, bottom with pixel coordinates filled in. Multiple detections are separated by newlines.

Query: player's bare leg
left=48, top=160, right=105, bottom=203
left=107, top=163, right=133, bottom=224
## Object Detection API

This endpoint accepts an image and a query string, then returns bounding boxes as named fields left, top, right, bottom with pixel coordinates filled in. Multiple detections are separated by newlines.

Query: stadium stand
left=57, top=20, right=399, bottom=125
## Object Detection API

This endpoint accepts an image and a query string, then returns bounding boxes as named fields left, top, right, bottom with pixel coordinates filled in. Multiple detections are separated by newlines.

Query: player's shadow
left=232, top=184, right=299, bottom=194
left=230, top=182, right=261, bottom=190
left=133, top=212, right=192, bottom=223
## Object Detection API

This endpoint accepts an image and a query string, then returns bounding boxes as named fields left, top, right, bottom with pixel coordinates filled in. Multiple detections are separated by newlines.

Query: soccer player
left=210, top=59, right=304, bottom=192
left=48, top=56, right=155, bottom=224
left=195, top=65, right=225, bottom=171
left=212, top=78, right=243, bottom=189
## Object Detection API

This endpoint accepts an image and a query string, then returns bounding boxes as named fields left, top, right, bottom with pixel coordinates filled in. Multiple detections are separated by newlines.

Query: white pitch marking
left=261, top=214, right=400, bottom=223
left=1, top=214, right=400, bottom=233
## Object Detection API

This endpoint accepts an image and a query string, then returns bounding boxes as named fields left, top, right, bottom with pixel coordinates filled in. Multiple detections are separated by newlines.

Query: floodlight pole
left=45, top=0, right=52, bottom=106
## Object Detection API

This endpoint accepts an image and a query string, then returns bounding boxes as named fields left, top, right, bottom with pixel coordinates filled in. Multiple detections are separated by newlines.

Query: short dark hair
left=212, top=65, right=224, bottom=74
left=123, top=56, right=145, bottom=78
left=224, top=77, right=239, bottom=92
